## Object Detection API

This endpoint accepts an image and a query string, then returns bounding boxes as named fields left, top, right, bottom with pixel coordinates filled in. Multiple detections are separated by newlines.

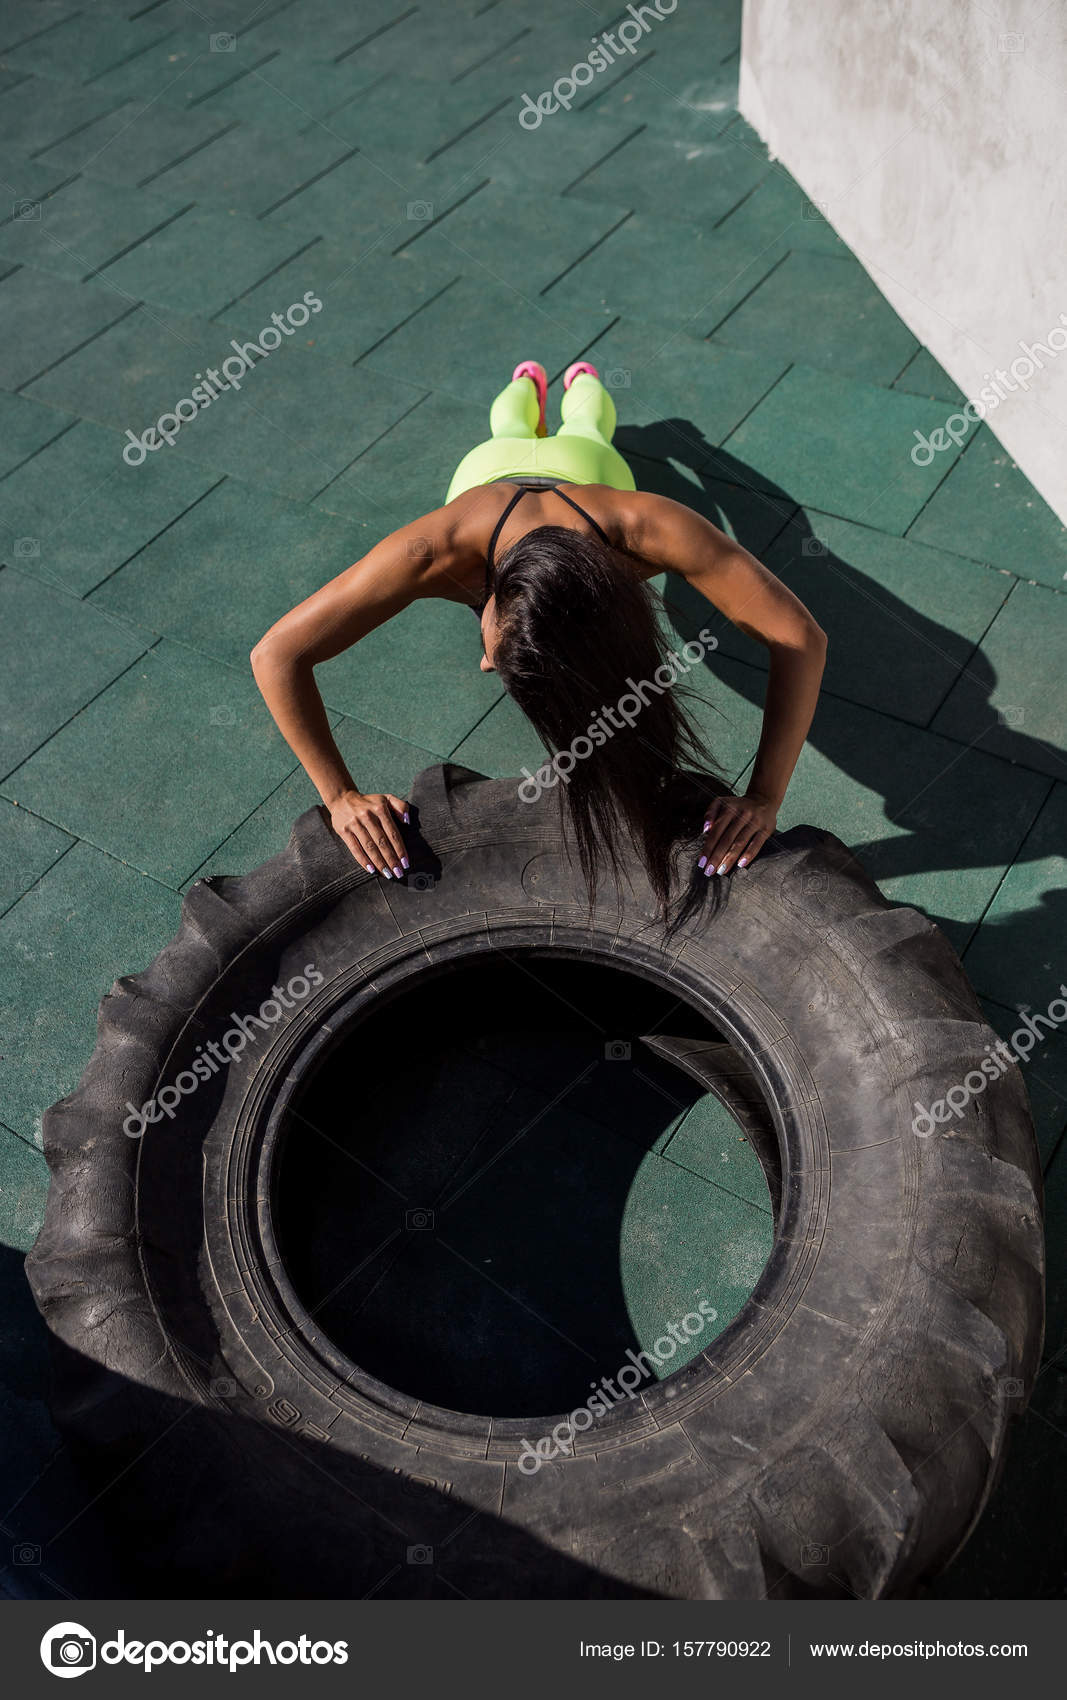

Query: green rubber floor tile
left=613, top=451, right=796, bottom=555
left=317, top=596, right=504, bottom=752
left=774, top=698, right=1050, bottom=953
left=0, top=568, right=146, bottom=776
left=190, top=716, right=444, bottom=883
left=722, top=364, right=966, bottom=535
left=977, top=997, right=1067, bottom=1168
left=578, top=318, right=788, bottom=453
left=661, top=1096, right=773, bottom=1211
left=89, top=475, right=381, bottom=660
left=192, top=49, right=384, bottom=129
left=473, top=106, right=644, bottom=199
left=546, top=213, right=782, bottom=336
left=0, top=265, right=132, bottom=390
left=0, top=1123, right=48, bottom=1248
left=712, top=164, right=849, bottom=262
left=314, top=389, right=488, bottom=522
left=0, top=172, right=189, bottom=284
left=1, top=417, right=219, bottom=596
left=0, top=799, right=72, bottom=916
left=908, top=427, right=1067, bottom=590
left=4, top=10, right=175, bottom=81
left=345, top=3, right=535, bottom=82
left=217, top=244, right=459, bottom=365
left=20, top=299, right=263, bottom=432
left=582, top=57, right=739, bottom=139
left=95, top=204, right=311, bottom=317
left=167, top=345, right=425, bottom=502
left=963, top=783, right=1067, bottom=1013
left=930, top=581, right=1067, bottom=780
left=360, top=274, right=608, bottom=406
left=0, top=72, right=121, bottom=153
left=567, top=122, right=770, bottom=224
left=3, top=639, right=299, bottom=885
left=406, top=182, right=624, bottom=295
left=250, top=0, right=410, bottom=60
left=0, top=147, right=78, bottom=216
left=0, top=390, right=74, bottom=477
left=449, top=692, right=544, bottom=780
left=652, top=613, right=785, bottom=785
left=88, top=27, right=294, bottom=107
left=36, top=99, right=233, bottom=190
left=321, top=71, right=514, bottom=167
left=260, top=147, right=455, bottom=251
left=139, top=121, right=354, bottom=219
left=710, top=250, right=919, bottom=384
left=0, top=840, right=180, bottom=1143
left=620, top=1149, right=773, bottom=1345
left=892, top=345, right=965, bottom=404
left=712, top=508, right=1013, bottom=728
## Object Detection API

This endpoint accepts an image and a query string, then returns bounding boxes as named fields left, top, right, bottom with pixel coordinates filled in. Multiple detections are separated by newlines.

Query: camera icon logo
left=996, top=1376, right=1024, bottom=1400
left=410, top=871, right=435, bottom=891
left=15, top=537, right=40, bottom=558
left=210, top=32, right=236, bottom=51
left=801, top=1541, right=829, bottom=1565
left=998, top=704, right=1025, bottom=727
left=604, top=1040, right=631, bottom=1061
left=606, top=367, right=631, bottom=388
left=209, top=704, right=236, bottom=726
left=407, top=1544, right=434, bottom=1565
left=802, top=200, right=828, bottom=220
left=14, top=1541, right=41, bottom=1564
left=801, top=536, right=827, bottom=557
left=405, top=1207, right=434, bottom=1231
left=407, top=201, right=433, bottom=222
left=13, top=199, right=40, bottom=221
left=40, top=1622, right=97, bottom=1678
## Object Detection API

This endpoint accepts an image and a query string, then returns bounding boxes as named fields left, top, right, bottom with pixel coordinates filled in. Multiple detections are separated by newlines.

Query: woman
left=251, top=360, right=826, bottom=911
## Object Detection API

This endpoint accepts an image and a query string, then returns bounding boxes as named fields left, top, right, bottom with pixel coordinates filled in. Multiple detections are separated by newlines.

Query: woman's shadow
left=616, top=417, right=1066, bottom=986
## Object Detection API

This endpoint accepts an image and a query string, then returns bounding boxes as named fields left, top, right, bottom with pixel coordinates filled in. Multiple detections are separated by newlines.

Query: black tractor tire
left=25, top=763, right=1044, bottom=1599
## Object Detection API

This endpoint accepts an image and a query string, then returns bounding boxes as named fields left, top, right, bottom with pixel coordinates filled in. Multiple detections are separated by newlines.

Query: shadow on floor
left=617, top=417, right=1066, bottom=984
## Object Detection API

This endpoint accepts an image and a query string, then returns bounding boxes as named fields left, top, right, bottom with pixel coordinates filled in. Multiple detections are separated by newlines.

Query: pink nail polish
left=738, top=857, right=748, bottom=868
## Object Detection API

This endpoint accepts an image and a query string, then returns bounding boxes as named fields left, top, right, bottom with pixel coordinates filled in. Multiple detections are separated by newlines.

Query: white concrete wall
left=739, top=0, right=1067, bottom=522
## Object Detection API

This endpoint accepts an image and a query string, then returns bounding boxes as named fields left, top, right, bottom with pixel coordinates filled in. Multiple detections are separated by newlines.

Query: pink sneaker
left=512, top=360, right=548, bottom=437
left=563, top=360, right=599, bottom=389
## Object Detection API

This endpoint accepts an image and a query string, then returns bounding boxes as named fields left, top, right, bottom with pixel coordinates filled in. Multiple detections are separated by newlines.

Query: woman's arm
left=250, top=506, right=474, bottom=876
left=628, top=493, right=828, bottom=874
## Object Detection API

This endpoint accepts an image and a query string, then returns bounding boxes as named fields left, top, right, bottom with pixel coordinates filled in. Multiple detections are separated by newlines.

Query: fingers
left=735, top=826, right=771, bottom=870
left=697, top=802, right=773, bottom=877
left=343, top=795, right=410, bottom=878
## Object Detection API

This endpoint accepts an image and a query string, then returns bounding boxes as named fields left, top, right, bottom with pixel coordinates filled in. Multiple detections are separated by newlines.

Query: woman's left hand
left=699, top=792, right=778, bottom=877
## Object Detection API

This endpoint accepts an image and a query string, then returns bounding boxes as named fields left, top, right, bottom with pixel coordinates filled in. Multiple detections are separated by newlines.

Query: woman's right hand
left=329, top=789, right=410, bottom=878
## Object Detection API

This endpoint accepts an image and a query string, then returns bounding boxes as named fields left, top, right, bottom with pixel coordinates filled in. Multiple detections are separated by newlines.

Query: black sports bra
left=476, top=479, right=612, bottom=614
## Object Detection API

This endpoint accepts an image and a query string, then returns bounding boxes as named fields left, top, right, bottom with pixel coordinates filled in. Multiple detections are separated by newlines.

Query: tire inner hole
left=274, top=956, right=777, bottom=1418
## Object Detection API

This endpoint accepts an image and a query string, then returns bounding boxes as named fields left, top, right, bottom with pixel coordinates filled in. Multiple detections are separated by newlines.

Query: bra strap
left=550, top=485, right=612, bottom=546
left=485, top=486, right=530, bottom=579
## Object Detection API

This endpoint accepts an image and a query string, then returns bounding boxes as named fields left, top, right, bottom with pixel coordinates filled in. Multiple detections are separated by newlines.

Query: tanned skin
left=251, top=483, right=827, bottom=880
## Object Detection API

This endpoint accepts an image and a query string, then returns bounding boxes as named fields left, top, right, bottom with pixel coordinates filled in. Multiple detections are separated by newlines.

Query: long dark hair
left=492, top=526, right=721, bottom=913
